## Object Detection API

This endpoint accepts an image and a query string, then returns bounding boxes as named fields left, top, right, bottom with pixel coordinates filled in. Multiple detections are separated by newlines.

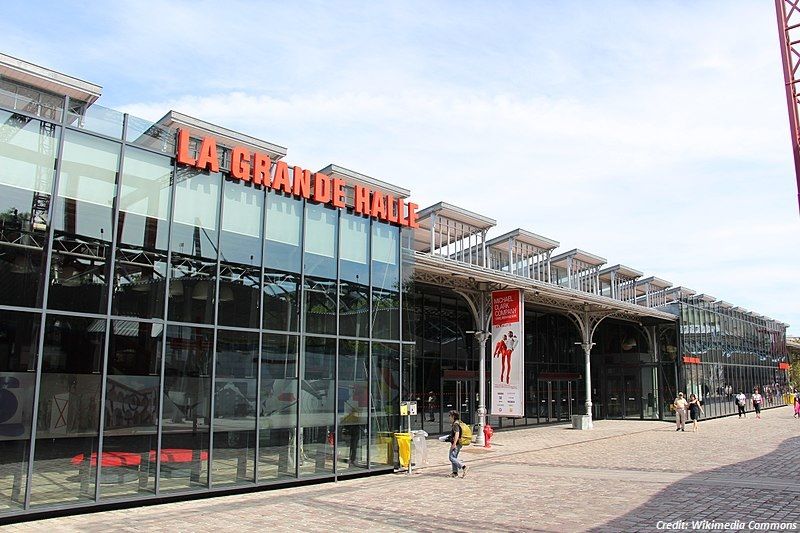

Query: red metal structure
left=775, top=0, right=800, bottom=214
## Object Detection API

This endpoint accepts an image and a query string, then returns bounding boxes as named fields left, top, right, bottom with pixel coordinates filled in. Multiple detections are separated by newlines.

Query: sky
left=3, top=1, right=798, bottom=334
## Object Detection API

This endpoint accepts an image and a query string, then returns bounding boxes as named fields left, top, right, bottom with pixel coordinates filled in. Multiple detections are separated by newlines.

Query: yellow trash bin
left=394, top=432, right=412, bottom=468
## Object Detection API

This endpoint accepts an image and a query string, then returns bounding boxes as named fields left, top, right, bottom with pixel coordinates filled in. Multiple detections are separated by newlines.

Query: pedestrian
left=793, top=392, right=800, bottom=419
left=751, top=387, right=763, bottom=419
left=735, top=390, right=747, bottom=418
left=427, top=391, right=436, bottom=422
left=447, top=410, right=466, bottom=478
left=673, top=392, right=688, bottom=432
left=687, top=393, right=704, bottom=432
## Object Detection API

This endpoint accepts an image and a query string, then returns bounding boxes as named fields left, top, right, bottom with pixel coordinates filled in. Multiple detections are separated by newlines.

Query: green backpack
left=458, top=421, right=472, bottom=446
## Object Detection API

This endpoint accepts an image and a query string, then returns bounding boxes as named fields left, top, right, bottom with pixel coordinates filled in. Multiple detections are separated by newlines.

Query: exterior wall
left=405, top=284, right=673, bottom=434
left=673, top=301, right=790, bottom=418
left=0, top=89, right=413, bottom=517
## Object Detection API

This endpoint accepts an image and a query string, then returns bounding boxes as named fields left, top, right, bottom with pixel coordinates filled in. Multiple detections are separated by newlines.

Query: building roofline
left=0, top=52, right=102, bottom=104
left=318, top=163, right=410, bottom=198
left=158, top=110, right=288, bottom=159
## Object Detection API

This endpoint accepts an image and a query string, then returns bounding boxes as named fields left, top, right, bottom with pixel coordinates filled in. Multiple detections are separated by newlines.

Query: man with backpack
left=446, top=410, right=470, bottom=478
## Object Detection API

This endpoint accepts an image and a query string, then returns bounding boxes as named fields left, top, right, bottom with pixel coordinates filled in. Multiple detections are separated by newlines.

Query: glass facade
left=0, top=72, right=790, bottom=520
left=668, top=300, right=790, bottom=419
left=0, top=88, right=409, bottom=517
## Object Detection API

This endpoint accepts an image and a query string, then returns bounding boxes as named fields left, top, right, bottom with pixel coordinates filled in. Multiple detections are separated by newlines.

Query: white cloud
left=20, top=0, right=793, bottom=333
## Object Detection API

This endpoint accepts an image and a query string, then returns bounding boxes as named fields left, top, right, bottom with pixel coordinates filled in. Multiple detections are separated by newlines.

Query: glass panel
left=0, top=110, right=58, bottom=308
left=337, top=340, right=368, bottom=471
left=113, top=147, right=173, bottom=319
left=401, top=228, right=415, bottom=342
left=372, top=223, right=399, bottom=340
left=125, top=116, right=176, bottom=154
left=168, top=169, right=221, bottom=324
left=0, top=310, right=39, bottom=511
left=0, top=78, right=63, bottom=121
left=264, top=193, right=302, bottom=273
left=49, top=130, right=119, bottom=314
left=218, top=179, right=263, bottom=328
left=299, top=336, right=335, bottom=477
left=370, top=342, right=399, bottom=466
left=304, top=204, right=338, bottom=336
left=641, top=366, right=659, bottom=420
left=67, top=103, right=124, bottom=139
left=212, top=329, right=257, bottom=487
left=100, top=320, right=162, bottom=498
left=259, top=333, right=297, bottom=482
left=159, top=325, right=212, bottom=492
left=30, top=316, right=104, bottom=507
left=262, top=270, right=300, bottom=332
left=339, top=213, right=369, bottom=338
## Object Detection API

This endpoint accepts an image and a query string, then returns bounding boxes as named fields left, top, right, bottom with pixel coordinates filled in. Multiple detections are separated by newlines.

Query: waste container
left=411, top=430, right=428, bottom=467
left=394, top=432, right=412, bottom=468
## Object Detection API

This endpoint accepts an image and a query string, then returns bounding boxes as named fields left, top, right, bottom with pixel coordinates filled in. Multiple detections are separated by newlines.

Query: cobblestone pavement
left=8, top=407, right=800, bottom=532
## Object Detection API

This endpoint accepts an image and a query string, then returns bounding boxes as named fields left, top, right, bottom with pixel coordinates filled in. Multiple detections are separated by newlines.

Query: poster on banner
left=490, top=289, right=524, bottom=417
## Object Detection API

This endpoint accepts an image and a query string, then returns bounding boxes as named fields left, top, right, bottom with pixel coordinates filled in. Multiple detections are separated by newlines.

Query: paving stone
left=8, top=406, right=800, bottom=531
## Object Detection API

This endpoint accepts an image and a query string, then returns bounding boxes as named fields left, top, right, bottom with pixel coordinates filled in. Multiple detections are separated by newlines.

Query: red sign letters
left=176, top=130, right=419, bottom=228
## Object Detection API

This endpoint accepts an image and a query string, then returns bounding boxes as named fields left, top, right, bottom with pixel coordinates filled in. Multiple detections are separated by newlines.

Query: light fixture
left=169, top=279, right=184, bottom=297
left=219, top=283, right=234, bottom=302
left=192, top=280, right=210, bottom=300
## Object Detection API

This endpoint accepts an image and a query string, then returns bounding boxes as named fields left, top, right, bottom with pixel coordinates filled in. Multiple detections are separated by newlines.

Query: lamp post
left=469, top=330, right=490, bottom=445
left=575, top=341, right=596, bottom=429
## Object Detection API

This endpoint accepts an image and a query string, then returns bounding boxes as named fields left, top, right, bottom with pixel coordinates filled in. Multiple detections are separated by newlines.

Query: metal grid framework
left=552, top=253, right=604, bottom=295
left=635, top=277, right=671, bottom=308
left=0, top=83, right=412, bottom=519
left=599, top=265, right=642, bottom=304
left=775, top=0, right=800, bottom=213
left=486, top=232, right=556, bottom=283
left=424, top=212, right=492, bottom=267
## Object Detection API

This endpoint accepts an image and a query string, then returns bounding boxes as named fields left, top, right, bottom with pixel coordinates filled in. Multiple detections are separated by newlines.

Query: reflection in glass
left=0, top=110, right=58, bottom=308
left=168, top=169, right=221, bottom=325
left=212, top=330, right=257, bottom=486
left=100, top=321, right=162, bottom=498
left=30, top=317, right=104, bottom=507
left=49, top=130, right=119, bottom=314
left=263, top=270, right=300, bottom=332
left=339, top=213, right=369, bottom=338
left=304, top=204, right=337, bottom=336
left=401, top=228, right=416, bottom=341
left=299, top=337, right=335, bottom=477
left=259, top=334, right=298, bottom=482
left=0, top=311, right=39, bottom=511
left=370, top=342, right=399, bottom=466
left=218, top=179, right=263, bottom=328
left=113, top=147, right=172, bottom=319
left=372, top=223, right=400, bottom=340
left=159, top=326, right=211, bottom=492
left=264, top=193, right=302, bottom=274
left=337, top=340, right=368, bottom=471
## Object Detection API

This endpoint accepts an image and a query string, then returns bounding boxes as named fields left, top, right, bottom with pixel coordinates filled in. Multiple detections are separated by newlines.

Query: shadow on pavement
left=592, top=435, right=800, bottom=532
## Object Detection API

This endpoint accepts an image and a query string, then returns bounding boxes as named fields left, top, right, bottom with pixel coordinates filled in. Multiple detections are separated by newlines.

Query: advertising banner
left=490, top=289, right=524, bottom=417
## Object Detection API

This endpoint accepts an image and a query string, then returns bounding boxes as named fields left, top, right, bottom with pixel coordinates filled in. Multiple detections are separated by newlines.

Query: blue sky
left=3, top=1, right=798, bottom=334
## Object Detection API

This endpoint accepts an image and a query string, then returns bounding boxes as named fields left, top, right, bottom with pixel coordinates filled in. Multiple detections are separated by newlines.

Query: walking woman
left=751, top=387, right=763, bottom=419
left=793, top=391, right=800, bottom=419
left=688, top=393, right=704, bottom=432
left=673, top=392, right=688, bottom=431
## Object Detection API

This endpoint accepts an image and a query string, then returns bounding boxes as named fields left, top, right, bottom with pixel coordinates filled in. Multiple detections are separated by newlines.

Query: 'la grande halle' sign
left=176, top=129, right=420, bottom=228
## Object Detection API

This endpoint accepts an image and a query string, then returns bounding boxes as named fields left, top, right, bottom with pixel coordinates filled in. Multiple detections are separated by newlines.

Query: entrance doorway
left=441, top=378, right=478, bottom=426
left=605, top=367, right=642, bottom=419
left=536, top=379, right=580, bottom=423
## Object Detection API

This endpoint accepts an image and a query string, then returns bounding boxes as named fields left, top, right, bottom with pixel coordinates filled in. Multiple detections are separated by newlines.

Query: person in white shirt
left=751, top=387, right=763, bottom=419
left=735, top=391, right=747, bottom=418
left=673, top=392, right=688, bottom=431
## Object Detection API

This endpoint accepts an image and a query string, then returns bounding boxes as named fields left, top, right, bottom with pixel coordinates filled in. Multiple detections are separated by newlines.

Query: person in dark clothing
left=688, top=393, right=704, bottom=432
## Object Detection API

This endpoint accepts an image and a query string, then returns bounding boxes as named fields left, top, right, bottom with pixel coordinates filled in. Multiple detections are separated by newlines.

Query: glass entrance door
left=605, top=367, right=642, bottom=419
left=441, top=379, right=476, bottom=428
left=537, top=380, right=580, bottom=423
